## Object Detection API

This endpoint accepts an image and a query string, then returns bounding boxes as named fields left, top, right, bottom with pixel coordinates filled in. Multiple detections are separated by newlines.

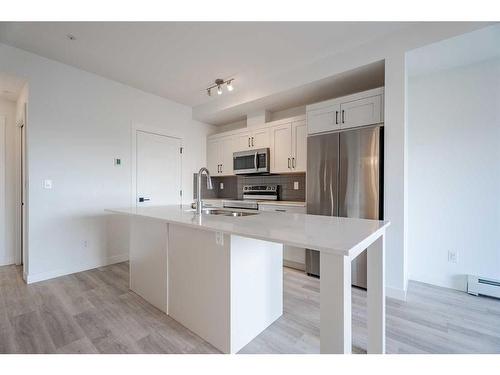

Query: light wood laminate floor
left=1, top=262, right=499, bottom=354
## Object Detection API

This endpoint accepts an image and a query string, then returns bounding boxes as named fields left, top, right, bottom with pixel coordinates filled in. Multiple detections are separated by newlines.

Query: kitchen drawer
left=258, top=204, right=306, bottom=214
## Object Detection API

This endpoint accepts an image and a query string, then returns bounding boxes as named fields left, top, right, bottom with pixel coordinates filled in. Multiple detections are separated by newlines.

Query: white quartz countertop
left=107, top=205, right=389, bottom=257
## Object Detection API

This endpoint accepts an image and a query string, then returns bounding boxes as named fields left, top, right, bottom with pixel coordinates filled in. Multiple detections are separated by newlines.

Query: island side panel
left=168, top=224, right=231, bottom=353
left=367, top=232, right=386, bottom=354
left=230, top=235, right=283, bottom=354
left=320, top=252, right=352, bottom=354
left=129, top=216, right=169, bottom=313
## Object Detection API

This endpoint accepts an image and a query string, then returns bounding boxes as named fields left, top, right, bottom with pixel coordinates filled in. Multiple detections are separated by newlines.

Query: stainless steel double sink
left=187, top=208, right=259, bottom=217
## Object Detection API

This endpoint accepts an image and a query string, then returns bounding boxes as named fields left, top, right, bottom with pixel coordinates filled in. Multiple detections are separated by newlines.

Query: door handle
left=248, top=138, right=251, bottom=148
left=292, top=157, right=296, bottom=168
left=251, top=137, right=254, bottom=147
left=335, top=110, right=338, bottom=124
left=288, top=157, right=291, bottom=169
left=342, top=109, right=345, bottom=123
left=138, top=197, right=151, bottom=203
left=220, top=164, right=223, bottom=174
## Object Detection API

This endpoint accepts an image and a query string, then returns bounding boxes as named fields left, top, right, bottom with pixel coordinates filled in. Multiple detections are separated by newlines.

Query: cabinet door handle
left=251, top=137, right=254, bottom=147
left=288, top=158, right=291, bottom=169
left=275, top=209, right=286, bottom=212
left=220, top=164, right=223, bottom=173
left=248, top=137, right=251, bottom=147
left=342, top=109, right=345, bottom=124
left=292, top=157, right=296, bottom=168
left=335, top=110, right=338, bottom=125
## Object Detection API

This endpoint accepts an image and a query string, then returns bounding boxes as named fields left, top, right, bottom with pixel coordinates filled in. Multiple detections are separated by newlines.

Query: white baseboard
left=25, top=253, right=129, bottom=284
left=386, top=285, right=407, bottom=301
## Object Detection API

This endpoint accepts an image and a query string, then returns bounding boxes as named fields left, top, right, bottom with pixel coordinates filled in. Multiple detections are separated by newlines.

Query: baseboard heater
left=467, top=275, right=500, bottom=299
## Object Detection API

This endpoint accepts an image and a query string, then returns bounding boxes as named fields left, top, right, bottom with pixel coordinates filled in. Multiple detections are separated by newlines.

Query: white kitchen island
left=107, top=205, right=390, bottom=354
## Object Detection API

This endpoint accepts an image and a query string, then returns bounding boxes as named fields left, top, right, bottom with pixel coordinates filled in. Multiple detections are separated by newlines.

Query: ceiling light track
left=207, top=78, right=234, bottom=96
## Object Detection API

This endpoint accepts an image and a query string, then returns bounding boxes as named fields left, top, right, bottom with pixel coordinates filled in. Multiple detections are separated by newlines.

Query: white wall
left=408, top=58, right=500, bottom=291
left=0, top=43, right=214, bottom=282
left=0, top=98, right=17, bottom=266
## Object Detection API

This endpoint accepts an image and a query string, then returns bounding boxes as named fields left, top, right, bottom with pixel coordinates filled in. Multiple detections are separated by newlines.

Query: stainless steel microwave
left=233, top=148, right=270, bottom=175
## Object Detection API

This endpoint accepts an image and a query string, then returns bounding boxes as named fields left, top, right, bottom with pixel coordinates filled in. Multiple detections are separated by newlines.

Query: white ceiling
left=0, top=22, right=412, bottom=108
left=0, top=73, right=26, bottom=101
left=407, top=24, right=500, bottom=77
left=197, top=60, right=385, bottom=125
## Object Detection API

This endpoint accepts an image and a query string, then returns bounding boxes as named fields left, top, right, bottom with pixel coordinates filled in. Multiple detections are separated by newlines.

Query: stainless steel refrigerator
left=306, top=125, right=383, bottom=288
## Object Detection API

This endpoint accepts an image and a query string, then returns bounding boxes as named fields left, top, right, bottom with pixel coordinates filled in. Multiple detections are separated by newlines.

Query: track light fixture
left=206, top=78, right=235, bottom=97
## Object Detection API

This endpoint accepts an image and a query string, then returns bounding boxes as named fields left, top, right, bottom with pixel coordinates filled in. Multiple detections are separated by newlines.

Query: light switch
left=43, top=179, right=53, bottom=189
left=294, top=181, right=299, bottom=190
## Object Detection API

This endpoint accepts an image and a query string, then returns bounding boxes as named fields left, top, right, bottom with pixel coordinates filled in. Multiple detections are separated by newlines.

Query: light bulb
left=227, top=80, right=233, bottom=91
left=217, top=85, right=222, bottom=95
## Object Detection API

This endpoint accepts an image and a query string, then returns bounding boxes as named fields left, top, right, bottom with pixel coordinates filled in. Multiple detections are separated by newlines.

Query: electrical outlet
left=220, top=182, right=224, bottom=190
left=448, top=250, right=458, bottom=263
left=215, top=231, right=224, bottom=246
left=294, top=181, right=299, bottom=190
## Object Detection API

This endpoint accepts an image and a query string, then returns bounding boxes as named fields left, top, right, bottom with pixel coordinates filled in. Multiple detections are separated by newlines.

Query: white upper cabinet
left=207, top=135, right=235, bottom=176
left=237, top=132, right=252, bottom=150
left=340, top=95, right=382, bottom=129
left=292, top=120, right=307, bottom=172
left=236, top=128, right=270, bottom=151
left=306, top=103, right=341, bottom=134
left=251, top=128, right=270, bottom=149
left=207, top=137, right=220, bottom=175
left=270, top=118, right=307, bottom=173
left=220, top=136, right=235, bottom=176
left=270, top=123, right=293, bottom=173
left=307, top=87, right=384, bottom=135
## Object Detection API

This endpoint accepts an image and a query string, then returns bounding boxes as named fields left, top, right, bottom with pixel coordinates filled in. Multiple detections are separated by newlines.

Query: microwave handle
left=254, top=152, right=258, bottom=170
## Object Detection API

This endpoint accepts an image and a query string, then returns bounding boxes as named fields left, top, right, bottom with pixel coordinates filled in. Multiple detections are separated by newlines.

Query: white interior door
left=136, top=131, right=182, bottom=207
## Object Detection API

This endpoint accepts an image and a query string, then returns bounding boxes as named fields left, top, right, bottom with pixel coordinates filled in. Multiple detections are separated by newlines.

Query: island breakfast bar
left=107, top=205, right=390, bottom=354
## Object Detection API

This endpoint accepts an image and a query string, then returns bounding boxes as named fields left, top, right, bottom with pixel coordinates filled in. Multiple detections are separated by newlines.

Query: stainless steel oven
left=233, top=148, right=270, bottom=175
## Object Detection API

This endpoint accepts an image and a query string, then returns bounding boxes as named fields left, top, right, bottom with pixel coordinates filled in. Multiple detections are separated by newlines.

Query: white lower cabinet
left=258, top=203, right=306, bottom=270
